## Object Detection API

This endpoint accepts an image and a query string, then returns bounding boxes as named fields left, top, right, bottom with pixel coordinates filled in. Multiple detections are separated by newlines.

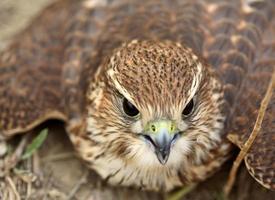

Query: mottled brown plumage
left=0, top=0, right=274, bottom=191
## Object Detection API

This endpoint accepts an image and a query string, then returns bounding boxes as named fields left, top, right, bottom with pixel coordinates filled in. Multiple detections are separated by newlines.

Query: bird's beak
left=144, top=120, right=179, bottom=165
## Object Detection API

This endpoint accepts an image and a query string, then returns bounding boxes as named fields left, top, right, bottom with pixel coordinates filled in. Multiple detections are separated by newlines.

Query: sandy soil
left=0, top=0, right=55, bottom=49
left=0, top=1, right=274, bottom=200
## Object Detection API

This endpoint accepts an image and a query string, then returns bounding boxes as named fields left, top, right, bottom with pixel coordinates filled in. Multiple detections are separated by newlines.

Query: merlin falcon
left=0, top=0, right=274, bottom=192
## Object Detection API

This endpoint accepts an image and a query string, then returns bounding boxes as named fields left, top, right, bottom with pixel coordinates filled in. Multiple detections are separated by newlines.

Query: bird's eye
left=122, top=98, right=140, bottom=117
left=182, top=98, right=194, bottom=117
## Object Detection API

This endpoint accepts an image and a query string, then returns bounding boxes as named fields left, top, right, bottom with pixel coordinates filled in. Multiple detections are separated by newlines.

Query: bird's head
left=86, top=40, right=225, bottom=170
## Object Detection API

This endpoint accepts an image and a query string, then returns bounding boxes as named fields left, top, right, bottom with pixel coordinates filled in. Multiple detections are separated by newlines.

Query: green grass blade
left=21, top=129, right=48, bottom=160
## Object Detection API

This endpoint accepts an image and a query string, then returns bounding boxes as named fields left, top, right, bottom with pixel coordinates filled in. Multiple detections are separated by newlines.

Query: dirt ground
left=0, top=1, right=274, bottom=200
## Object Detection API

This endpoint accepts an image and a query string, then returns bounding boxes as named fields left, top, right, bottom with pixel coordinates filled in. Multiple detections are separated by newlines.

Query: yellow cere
left=146, top=120, right=177, bottom=135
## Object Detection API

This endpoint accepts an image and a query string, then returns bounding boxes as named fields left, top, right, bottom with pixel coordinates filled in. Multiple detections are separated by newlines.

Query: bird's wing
left=1, top=0, right=274, bottom=190
left=0, top=0, right=79, bottom=138
left=0, top=0, right=213, bottom=143
left=202, top=0, right=275, bottom=190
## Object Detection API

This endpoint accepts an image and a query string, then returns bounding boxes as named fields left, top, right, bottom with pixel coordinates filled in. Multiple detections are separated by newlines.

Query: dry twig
left=4, top=134, right=30, bottom=175
left=66, top=170, right=89, bottom=200
left=6, top=176, right=21, bottom=200
left=224, top=71, right=275, bottom=195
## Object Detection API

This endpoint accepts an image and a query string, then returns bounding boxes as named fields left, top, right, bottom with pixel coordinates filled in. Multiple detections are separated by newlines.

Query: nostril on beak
left=151, top=124, right=156, bottom=132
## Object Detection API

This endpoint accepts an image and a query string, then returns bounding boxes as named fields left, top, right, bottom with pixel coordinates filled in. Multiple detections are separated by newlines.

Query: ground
left=0, top=1, right=274, bottom=199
